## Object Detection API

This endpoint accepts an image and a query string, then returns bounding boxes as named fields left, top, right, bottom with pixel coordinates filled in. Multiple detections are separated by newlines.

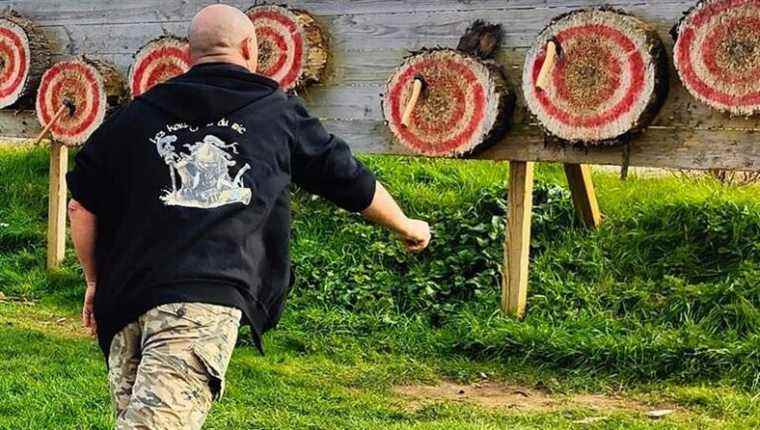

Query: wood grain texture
left=503, top=160, right=535, bottom=318
left=564, top=164, right=602, bottom=229
left=0, top=0, right=755, bottom=171
left=46, top=142, right=67, bottom=270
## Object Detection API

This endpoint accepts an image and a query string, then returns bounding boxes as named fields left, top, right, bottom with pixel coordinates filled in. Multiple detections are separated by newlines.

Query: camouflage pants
left=108, top=303, right=241, bottom=430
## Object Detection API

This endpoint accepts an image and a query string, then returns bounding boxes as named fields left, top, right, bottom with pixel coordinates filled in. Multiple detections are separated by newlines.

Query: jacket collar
left=184, top=62, right=280, bottom=89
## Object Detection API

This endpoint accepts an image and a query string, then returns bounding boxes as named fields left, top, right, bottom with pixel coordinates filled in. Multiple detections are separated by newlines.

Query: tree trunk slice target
left=36, top=57, right=127, bottom=147
left=523, top=8, right=669, bottom=144
left=129, top=35, right=190, bottom=98
left=673, top=0, right=760, bottom=116
left=383, top=49, right=513, bottom=157
left=0, top=13, right=50, bottom=108
left=246, top=5, right=328, bottom=91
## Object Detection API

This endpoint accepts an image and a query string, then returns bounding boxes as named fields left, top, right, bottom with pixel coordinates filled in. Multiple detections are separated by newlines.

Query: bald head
left=189, top=4, right=258, bottom=71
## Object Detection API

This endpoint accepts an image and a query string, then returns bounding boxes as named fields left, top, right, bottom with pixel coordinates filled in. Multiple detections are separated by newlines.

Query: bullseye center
left=258, top=38, right=275, bottom=68
left=418, top=87, right=452, bottom=124
left=558, top=40, right=619, bottom=110
left=409, top=70, right=465, bottom=133
left=717, top=31, right=759, bottom=75
left=0, top=51, right=11, bottom=80
left=57, top=87, right=83, bottom=123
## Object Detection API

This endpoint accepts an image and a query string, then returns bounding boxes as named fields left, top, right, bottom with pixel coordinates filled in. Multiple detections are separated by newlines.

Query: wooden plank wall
left=0, top=0, right=758, bottom=170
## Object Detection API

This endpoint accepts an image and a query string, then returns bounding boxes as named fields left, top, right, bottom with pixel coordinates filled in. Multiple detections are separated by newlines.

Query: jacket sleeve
left=289, top=96, right=376, bottom=213
left=65, top=121, right=114, bottom=215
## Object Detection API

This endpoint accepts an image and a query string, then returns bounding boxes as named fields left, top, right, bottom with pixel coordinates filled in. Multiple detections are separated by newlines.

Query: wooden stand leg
left=563, top=163, right=602, bottom=229
left=47, top=142, right=68, bottom=270
left=502, top=161, right=535, bottom=318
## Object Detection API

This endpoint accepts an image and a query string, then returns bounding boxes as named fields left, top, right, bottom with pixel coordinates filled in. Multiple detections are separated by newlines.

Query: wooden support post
left=47, top=142, right=68, bottom=270
left=502, top=161, right=535, bottom=318
left=563, top=163, right=602, bottom=229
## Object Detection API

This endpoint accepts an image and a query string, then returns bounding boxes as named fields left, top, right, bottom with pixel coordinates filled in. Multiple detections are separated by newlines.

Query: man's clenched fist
left=400, top=218, right=431, bottom=252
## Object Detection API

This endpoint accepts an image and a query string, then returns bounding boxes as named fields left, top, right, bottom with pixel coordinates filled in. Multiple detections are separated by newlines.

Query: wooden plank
left=563, top=164, right=601, bottom=228
left=324, top=120, right=760, bottom=172
left=476, top=125, right=760, bottom=172
left=12, top=1, right=754, bottom=129
left=0, top=110, right=42, bottom=137
left=46, top=142, right=68, bottom=270
left=1, top=0, right=209, bottom=25
left=32, top=2, right=690, bottom=55
left=502, top=160, right=535, bottom=318
left=1, top=113, right=758, bottom=172
left=0, top=0, right=755, bottom=174
left=320, top=121, right=760, bottom=172
left=321, top=48, right=760, bottom=130
left=304, top=82, right=759, bottom=132
left=19, top=1, right=756, bottom=130
left=3, top=1, right=698, bottom=26
left=9, top=49, right=760, bottom=133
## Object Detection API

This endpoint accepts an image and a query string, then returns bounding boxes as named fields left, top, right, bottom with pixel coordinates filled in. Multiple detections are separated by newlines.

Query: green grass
left=0, top=145, right=759, bottom=429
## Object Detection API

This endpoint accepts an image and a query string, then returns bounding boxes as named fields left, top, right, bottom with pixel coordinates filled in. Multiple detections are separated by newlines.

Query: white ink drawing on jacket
left=154, top=133, right=253, bottom=208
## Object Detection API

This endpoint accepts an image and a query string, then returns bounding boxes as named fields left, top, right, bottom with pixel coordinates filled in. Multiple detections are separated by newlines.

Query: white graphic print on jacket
left=154, top=133, right=252, bottom=208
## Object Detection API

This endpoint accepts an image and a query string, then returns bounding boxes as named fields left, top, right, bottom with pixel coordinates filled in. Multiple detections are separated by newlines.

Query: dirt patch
left=393, top=381, right=675, bottom=415
left=0, top=303, right=89, bottom=339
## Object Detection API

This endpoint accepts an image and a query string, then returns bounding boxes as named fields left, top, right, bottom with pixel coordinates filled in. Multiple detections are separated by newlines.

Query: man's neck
left=192, top=55, right=252, bottom=72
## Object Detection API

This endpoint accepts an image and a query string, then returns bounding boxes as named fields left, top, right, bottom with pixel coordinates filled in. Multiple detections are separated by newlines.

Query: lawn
left=0, top=145, right=758, bottom=429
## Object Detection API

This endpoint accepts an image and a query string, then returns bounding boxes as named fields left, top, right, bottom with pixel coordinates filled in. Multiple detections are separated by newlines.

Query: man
left=66, top=5, right=431, bottom=429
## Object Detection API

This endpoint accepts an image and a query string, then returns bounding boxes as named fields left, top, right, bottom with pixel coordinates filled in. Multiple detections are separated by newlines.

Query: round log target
left=383, top=49, right=513, bottom=157
left=246, top=5, right=328, bottom=91
left=0, top=13, right=50, bottom=108
left=673, top=0, right=760, bottom=116
left=36, top=58, right=127, bottom=146
left=523, top=9, right=668, bottom=144
left=129, top=35, right=190, bottom=98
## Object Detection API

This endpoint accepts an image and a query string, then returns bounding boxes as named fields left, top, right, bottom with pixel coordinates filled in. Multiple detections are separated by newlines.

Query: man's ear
left=241, top=36, right=254, bottom=60
left=242, top=35, right=258, bottom=72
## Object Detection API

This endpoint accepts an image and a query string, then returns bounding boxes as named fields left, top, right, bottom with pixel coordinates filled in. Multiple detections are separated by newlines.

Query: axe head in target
left=523, top=8, right=669, bottom=145
left=382, top=22, right=514, bottom=158
left=36, top=57, right=127, bottom=147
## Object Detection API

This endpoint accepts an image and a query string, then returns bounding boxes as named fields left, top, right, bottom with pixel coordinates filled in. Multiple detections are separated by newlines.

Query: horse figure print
left=154, top=134, right=253, bottom=209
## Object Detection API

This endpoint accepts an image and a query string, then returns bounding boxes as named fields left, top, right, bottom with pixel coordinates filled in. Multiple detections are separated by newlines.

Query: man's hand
left=361, top=182, right=432, bottom=253
left=400, top=218, right=431, bottom=252
left=69, top=199, right=98, bottom=337
left=82, top=281, right=97, bottom=337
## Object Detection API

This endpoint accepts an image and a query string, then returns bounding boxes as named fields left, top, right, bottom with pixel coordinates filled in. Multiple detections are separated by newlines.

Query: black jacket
left=66, top=63, right=376, bottom=358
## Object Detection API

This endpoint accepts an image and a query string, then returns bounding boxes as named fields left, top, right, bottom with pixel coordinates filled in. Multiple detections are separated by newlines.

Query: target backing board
left=36, top=58, right=127, bottom=146
left=129, top=35, right=191, bottom=98
left=246, top=5, right=328, bottom=91
left=383, top=49, right=513, bottom=157
left=673, top=0, right=760, bottom=116
left=0, top=13, right=50, bottom=108
left=523, top=8, right=668, bottom=144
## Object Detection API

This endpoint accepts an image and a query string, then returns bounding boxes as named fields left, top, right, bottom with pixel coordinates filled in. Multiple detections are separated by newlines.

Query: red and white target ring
left=524, top=9, right=665, bottom=142
left=384, top=50, right=504, bottom=156
left=0, top=18, right=30, bottom=108
left=674, top=0, right=760, bottom=115
left=247, top=5, right=305, bottom=90
left=36, top=59, right=106, bottom=146
left=130, top=36, right=190, bottom=97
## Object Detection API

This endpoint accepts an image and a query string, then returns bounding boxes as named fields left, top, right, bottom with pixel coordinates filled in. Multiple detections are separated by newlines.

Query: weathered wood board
left=0, top=0, right=757, bottom=171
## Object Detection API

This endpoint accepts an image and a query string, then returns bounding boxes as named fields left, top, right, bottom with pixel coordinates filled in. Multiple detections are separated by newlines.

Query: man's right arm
left=361, top=182, right=430, bottom=252
left=288, top=97, right=431, bottom=252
